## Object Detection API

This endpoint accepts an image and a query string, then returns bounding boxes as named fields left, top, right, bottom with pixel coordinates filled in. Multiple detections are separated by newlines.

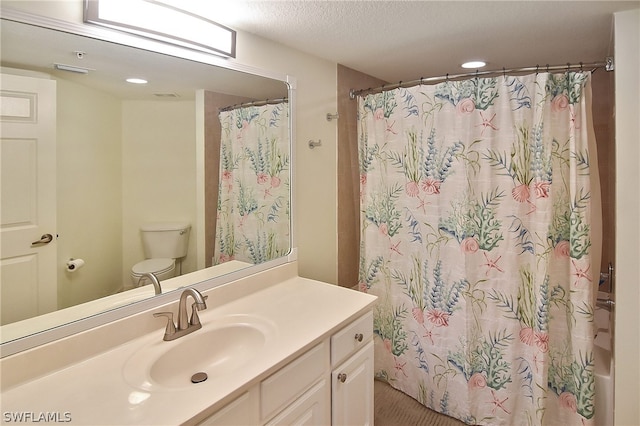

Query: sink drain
left=191, top=372, right=208, bottom=384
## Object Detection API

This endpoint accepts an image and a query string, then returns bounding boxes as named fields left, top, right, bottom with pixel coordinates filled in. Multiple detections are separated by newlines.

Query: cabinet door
left=332, top=341, right=374, bottom=426
left=261, top=341, right=329, bottom=421
left=197, top=388, right=259, bottom=425
left=265, top=379, right=330, bottom=426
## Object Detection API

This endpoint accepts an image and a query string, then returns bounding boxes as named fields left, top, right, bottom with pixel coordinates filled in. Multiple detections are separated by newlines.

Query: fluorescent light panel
left=83, top=0, right=236, bottom=58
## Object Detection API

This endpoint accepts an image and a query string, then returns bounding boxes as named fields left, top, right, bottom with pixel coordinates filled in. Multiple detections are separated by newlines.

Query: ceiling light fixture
left=462, top=61, right=487, bottom=69
left=126, top=78, right=148, bottom=84
left=83, top=0, right=236, bottom=58
left=54, top=63, right=91, bottom=74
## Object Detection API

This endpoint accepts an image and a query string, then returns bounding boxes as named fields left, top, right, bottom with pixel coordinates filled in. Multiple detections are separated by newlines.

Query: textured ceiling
left=3, top=1, right=636, bottom=99
left=177, top=0, right=638, bottom=83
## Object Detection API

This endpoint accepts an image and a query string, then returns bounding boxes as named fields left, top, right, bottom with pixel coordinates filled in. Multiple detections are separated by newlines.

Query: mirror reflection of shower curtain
left=214, top=102, right=290, bottom=265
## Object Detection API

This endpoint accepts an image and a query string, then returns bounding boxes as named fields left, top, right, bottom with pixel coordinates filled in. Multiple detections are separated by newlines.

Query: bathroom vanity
left=199, top=313, right=374, bottom=425
left=0, top=263, right=377, bottom=425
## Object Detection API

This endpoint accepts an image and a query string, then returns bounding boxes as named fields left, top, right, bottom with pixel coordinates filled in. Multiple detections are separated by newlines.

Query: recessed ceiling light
left=126, top=78, right=148, bottom=84
left=461, top=61, right=487, bottom=69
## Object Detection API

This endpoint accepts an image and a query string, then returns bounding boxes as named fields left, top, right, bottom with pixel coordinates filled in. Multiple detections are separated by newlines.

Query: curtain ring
left=446, top=73, right=449, bottom=83
left=580, top=62, right=584, bottom=72
left=546, top=64, right=550, bottom=73
left=420, top=77, right=424, bottom=85
left=503, top=67, right=506, bottom=78
left=536, top=64, right=539, bottom=75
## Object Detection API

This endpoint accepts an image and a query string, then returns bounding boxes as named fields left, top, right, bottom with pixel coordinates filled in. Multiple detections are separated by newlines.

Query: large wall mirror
left=0, top=10, right=293, bottom=355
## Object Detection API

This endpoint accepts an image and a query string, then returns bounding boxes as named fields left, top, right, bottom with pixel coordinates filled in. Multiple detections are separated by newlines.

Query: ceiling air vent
left=54, top=63, right=92, bottom=74
left=153, top=93, right=180, bottom=98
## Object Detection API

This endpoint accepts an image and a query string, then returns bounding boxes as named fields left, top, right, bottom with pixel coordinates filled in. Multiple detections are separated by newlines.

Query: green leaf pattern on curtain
left=358, top=72, right=596, bottom=425
left=214, top=103, right=290, bottom=265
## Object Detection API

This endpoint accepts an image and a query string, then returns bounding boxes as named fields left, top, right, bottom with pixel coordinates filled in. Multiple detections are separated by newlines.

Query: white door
left=1, top=73, right=57, bottom=325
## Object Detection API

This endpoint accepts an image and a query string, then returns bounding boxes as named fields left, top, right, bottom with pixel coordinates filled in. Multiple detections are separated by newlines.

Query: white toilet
left=130, top=222, right=191, bottom=288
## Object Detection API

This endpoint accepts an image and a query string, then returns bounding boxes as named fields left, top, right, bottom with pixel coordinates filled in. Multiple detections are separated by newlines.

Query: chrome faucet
left=153, top=288, right=208, bottom=341
left=138, top=272, right=162, bottom=295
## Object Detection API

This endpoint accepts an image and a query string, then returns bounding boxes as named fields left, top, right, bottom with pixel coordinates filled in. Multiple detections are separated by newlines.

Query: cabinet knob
left=354, top=333, right=363, bottom=342
left=337, top=373, right=347, bottom=383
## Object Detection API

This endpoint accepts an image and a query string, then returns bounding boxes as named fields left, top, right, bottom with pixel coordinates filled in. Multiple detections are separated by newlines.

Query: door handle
left=31, top=233, right=53, bottom=247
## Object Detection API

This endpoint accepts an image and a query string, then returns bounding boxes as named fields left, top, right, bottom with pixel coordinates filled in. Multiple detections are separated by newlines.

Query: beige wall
left=56, top=78, right=122, bottom=308
left=614, top=8, right=640, bottom=425
left=57, top=83, right=198, bottom=301
left=121, top=100, right=197, bottom=286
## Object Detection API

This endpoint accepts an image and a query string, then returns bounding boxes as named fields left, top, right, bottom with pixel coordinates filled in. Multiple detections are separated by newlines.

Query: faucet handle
left=190, top=304, right=201, bottom=327
left=153, top=312, right=176, bottom=339
left=189, top=296, right=207, bottom=327
left=189, top=296, right=208, bottom=327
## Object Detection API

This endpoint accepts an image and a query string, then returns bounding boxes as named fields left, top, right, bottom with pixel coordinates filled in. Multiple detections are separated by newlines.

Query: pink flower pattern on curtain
left=357, top=72, right=600, bottom=425
left=214, top=102, right=290, bottom=265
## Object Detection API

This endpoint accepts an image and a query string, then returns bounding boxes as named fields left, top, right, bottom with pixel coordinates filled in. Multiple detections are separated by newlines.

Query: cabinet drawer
left=331, top=311, right=373, bottom=367
left=260, top=340, right=329, bottom=421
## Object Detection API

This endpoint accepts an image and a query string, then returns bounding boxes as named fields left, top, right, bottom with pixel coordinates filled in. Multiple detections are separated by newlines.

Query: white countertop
left=0, top=276, right=376, bottom=425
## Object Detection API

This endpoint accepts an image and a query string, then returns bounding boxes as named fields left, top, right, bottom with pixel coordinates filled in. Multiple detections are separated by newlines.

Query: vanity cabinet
left=198, top=311, right=373, bottom=426
left=331, top=312, right=374, bottom=426
left=1, top=272, right=378, bottom=426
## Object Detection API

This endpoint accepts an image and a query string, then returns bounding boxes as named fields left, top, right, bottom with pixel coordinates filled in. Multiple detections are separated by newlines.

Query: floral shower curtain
left=357, top=72, right=601, bottom=425
left=214, top=102, right=290, bottom=265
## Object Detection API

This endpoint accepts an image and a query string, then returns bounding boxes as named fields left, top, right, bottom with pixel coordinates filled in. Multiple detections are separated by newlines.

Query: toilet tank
left=140, top=222, right=191, bottom=259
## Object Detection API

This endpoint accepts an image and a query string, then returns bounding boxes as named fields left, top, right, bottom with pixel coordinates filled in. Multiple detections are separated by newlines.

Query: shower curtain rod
left=219, top=97, right=288, bottom=112
left=349, top=57, right=614, bottom=99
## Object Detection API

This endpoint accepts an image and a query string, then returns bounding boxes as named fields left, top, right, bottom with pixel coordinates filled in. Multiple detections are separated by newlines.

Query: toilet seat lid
left=132, top=258, right=174, bottom=275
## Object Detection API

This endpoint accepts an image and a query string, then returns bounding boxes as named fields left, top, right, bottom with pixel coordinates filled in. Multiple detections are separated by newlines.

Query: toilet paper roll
left=66, top=258, right=85, bottom=272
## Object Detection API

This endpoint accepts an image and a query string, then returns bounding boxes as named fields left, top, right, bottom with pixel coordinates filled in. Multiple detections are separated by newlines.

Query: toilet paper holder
left=66, top=258, right=85, bottom=272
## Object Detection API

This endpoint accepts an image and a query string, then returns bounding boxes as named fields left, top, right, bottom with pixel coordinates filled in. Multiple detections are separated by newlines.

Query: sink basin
left=123, top=315, right=275, bottom=390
